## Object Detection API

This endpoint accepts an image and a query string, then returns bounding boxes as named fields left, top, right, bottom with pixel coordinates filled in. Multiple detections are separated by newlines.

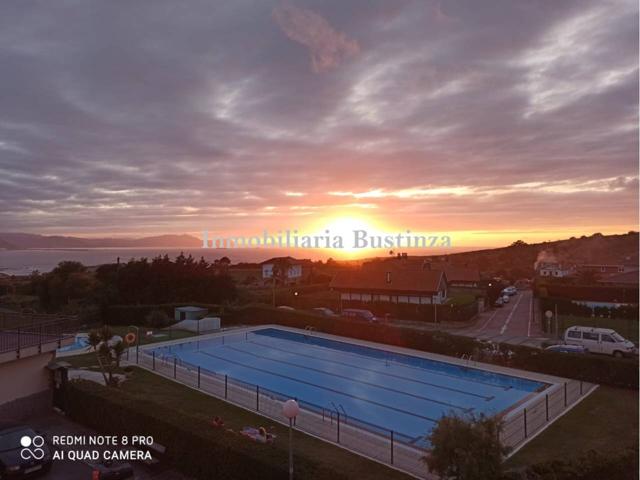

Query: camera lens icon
left=20, top=435, right=45, bottom=460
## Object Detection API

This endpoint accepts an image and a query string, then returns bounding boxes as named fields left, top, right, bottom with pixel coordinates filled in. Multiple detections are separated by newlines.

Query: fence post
left=152, top=351, right=155, bottom=370
left=545, top=394, right=549, bottom=421
left=173, top=358, right=177, bottom=379
left=256, top=386, right=260, bottom=411
left=337, top=412, right=341, bottom=443
left=224, top=375, right=228, bottom=399
left=390, top=430, right=394, bottom=465
left=523, top=409, right=528, bottom=438
left=197, top=366, right=201, bottom=389
left=564, top=382, right=567, bottom=407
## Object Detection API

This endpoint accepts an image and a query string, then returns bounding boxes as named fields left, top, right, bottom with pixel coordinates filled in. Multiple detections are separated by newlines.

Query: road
left=455, top=289, right=549, bottom=347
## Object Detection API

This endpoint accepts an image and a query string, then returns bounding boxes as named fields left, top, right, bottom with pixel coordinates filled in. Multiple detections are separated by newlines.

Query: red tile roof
left=330, top=262, right=445, bottom=294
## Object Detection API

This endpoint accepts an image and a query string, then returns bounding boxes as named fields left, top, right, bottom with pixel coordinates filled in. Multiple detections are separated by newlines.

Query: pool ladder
left=460, top=354, right=476, bottom=366
left=324, top=402, right=348, bottom=425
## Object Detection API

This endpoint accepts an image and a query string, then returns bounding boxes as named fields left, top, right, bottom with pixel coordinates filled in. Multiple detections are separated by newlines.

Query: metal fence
left=132, top=348, right=430, bottom=478
left=501, top=379, right=592, bottom=450
left=0, top=318, right=78, bottom=354
left=130, top=340, right=594, bottom=479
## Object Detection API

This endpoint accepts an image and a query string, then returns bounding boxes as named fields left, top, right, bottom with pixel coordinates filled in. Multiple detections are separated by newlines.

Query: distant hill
left=420, top=232, right=639, bottom=279
left=0, top=238, right=18, bottom=250
left=0, top=233, right=203, bottom=250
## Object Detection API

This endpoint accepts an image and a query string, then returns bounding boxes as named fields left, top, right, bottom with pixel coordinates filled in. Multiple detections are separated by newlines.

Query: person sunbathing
left=211, top=416, right=225, bottom=428
left=241, top=426, right=276, bottom=443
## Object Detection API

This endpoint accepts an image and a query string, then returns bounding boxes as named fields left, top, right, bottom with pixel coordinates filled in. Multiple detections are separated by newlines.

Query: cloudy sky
left=1, top=0, right=638, bottom=247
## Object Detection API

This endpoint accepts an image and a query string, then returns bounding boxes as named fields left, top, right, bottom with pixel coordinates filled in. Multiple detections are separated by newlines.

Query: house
left=424, top=261, right=480, bottom=290
left=174, top=306, right=208, bottom=322
left=576, top=264, right=631, bottom=275
left=330, top=260, right=448, bottom=307
left=261, top=256, right=312, bottom=285
left=537, top=262, right=574, bottom=278
left=0, top=314, right=75, bottom=420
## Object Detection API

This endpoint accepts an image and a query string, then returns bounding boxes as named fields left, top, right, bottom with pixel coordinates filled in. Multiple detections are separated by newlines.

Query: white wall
left=0, top=352, right=53, bottom=407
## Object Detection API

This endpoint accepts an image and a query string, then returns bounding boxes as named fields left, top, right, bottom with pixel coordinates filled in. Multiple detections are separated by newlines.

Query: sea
left=0, top=246, right=475, bottom=276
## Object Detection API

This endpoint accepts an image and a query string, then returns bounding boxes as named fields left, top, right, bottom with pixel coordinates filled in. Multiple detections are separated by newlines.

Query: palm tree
left=88, top=326, right=125, bottom=386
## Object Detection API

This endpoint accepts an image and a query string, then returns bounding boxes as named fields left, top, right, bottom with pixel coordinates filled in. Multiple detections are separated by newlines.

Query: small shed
left=174, top=306, right=208, bottom=322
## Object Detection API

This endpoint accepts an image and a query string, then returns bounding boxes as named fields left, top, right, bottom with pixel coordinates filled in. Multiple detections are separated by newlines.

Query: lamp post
left=282, top=399, right=300, bottom=480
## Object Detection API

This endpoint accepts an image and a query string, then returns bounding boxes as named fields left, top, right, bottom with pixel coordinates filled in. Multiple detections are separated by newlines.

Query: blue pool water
left=57, top=334, right=90, bottom=353
left=149, top=328, right=547, bottom=444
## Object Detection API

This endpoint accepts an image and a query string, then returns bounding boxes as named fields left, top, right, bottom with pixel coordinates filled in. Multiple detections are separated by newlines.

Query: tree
left=87, top=326, right=125, bottom=387
left=145, top=309, right=171, bottom=328
left=270, top=259, right=289, bottom=307
left=424, top=413, right=509, bottom=480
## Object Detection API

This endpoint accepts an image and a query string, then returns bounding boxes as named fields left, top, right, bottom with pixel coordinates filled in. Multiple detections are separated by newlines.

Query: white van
left=563, top=326, right=636, bottom=358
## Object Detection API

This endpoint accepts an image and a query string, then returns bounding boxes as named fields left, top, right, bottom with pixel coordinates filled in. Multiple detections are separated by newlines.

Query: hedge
left=225, top=305, right=638, bottom=389
left=539, top=296, right=638, bottom=321
left=65, top=380, right=350, bottom=480
left=101, top=303, right=222, bottom=325
left=503, top=447, right=638, bottom=480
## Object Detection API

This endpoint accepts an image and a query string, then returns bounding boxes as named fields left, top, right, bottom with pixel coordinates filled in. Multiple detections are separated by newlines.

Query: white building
left=537, top=262, right=573, bottom=278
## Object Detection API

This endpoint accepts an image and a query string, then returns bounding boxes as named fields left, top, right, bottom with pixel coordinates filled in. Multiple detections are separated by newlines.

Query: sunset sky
left=0, top=0, right=638, bottom=250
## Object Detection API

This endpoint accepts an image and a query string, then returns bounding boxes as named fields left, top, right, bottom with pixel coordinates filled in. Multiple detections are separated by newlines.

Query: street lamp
left=282, top=399, right=300, bottom=480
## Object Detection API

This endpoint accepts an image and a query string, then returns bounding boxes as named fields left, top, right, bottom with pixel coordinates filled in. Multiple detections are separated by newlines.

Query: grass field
left=506, top=385, right=639, bottom=469
left=105, top=325, right=197, bottom=345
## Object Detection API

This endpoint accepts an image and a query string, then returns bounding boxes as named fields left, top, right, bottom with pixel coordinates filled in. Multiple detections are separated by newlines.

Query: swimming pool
left=148, top=328, right=549, bottom=445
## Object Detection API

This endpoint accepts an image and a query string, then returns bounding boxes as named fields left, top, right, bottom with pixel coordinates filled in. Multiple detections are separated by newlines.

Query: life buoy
left=125, top=332, right=137, bottom=345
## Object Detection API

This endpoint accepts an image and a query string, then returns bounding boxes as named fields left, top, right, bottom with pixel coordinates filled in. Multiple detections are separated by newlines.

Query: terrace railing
left=132, top=347, right=431, bottom=479
left=0, top=316, right=79, bottom=355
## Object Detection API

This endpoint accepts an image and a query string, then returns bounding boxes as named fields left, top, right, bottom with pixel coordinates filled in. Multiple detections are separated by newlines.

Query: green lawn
left=105, top=325, right=197, bottom=345
left=506, top=386, right=639, bottom=469
left=558, top=315, right=639, bottom=343
left=67, top=366, right=412, bottom=480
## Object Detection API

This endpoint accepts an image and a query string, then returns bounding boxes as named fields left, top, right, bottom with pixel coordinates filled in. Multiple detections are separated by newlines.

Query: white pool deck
left=126, top=325, right=597, bottom=479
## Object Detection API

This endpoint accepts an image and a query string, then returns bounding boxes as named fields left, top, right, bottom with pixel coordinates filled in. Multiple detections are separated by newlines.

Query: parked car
left=545, top=344, right=588, bottom=354
left=312, top=307, right=337, bottom=317
left=502, top=286, right=517, bottom=296
left=341, top=309, right=378, bottom=322
left=564, top=326, right=636, bottom=358
left=0, top=424, right=52, bottom=478
left=502, top=295, right=510, bottom=304
left=86, top=460, right=134, bottom=480
left=493, top=298, right=504, bottom=307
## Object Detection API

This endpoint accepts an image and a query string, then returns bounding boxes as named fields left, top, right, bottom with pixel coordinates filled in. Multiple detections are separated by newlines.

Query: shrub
left=426, top=413, right=508, bottom=480
left=145, top=309, right=171, bottom=328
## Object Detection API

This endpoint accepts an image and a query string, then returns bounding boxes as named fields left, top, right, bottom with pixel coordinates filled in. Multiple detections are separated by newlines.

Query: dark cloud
left=0, top=0, right=637, bottom=240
